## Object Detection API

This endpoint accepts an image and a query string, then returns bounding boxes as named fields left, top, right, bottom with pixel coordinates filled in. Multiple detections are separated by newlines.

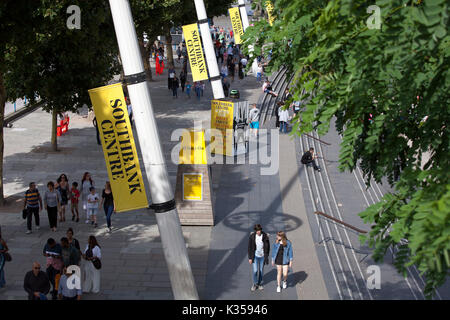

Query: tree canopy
left=243, top=0, right=449, bottom=298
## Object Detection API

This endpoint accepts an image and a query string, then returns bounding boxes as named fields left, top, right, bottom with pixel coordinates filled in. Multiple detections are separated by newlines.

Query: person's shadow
left=263, top=268, right=308, bottom=287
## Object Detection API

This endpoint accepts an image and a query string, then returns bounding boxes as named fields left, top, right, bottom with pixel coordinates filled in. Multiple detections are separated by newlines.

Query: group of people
left=248, top=225, right=293, bottom=293
left=1, top=224, right=102, bottom=299
left=22, top=233, right=102, bottom=300
left=23, top=172, right=116, bottom=234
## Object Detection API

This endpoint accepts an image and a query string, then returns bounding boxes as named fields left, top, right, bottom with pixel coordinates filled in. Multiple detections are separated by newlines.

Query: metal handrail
left=314, top=211, right=367, bottom=234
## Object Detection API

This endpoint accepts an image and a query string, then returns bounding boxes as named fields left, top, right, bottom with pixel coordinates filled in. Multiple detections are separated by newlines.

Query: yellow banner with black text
left=182, top=23, right=209, bottom=82
left=265, top=1, right=276, bottom=26
left=88, top=83, right=148, bottom=213
left=229, top=7, right=244, bottom=44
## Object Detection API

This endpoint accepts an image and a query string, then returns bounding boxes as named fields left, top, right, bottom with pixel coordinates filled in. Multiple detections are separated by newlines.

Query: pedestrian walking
left=92, top=117, right=101, bottom=145
left=81, top=172, right=94, bottom=224
left=43, top=238, right=63, bottom=300
left=221, top=63, right=228, bottom=79
left=301, top=147, right=321, bottom=172
left=58, top=266, right=82, bottom=300
left=172, top=75, right=179, bottom=98
left=87, top=187, right=99, bottom=228
left=44, top=181, right=61, bottom=232
left=200, top=81, right=205, bottom=97
left=23, top=182, right=43, bottom=234
left=248, top=224, right=270, bottom=291
left=256, top=63, right=263, bottom=82
left=180, top=70, right=186, bottom=92
left=23, top=262, right=50, bottom=300
left=60, top=237, right=80, bottom=268
left=194, top=82, right=201, bottom=100
left=82, top=236, right=101, bottom=294
left=271, top=231, right=293, bottom=293
left=248, top=104, right=260, bottom=137
left=100, top=181, right=115, bottom=233
left=66, top=228, right=81, bottom=265
left=56, top=174, right=69, bottom=222
left=70, top=182, right=80, bottom=222
left=222, top=77, right=230, bottom=97
left=186, top=81, right=192, bottom=98
left=278, top=107, right=290, bottom=134
left=275, top=101, right=283, bottom=128
left=168, top=65, right=176, bottom=90
left=0, top=229, right=9, bottom=288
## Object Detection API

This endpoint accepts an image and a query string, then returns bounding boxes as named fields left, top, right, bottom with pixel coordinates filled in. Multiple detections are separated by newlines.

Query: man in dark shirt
left=60, top=237, right=80, bottom=267
left=24, top=262, right=50, bottom=300
left=301, top=147, right=321, bottom=172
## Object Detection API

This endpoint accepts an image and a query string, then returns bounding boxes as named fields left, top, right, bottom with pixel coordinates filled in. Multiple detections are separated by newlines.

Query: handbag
left=3, top=252, right=12, bottom=262
left=22, top=208, right=28, bottom=219
left=92, top=258, right=102, bottom=270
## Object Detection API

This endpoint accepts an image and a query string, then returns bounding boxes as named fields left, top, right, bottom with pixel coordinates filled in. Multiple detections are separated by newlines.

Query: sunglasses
left=33, top=267, right=40, bottom=270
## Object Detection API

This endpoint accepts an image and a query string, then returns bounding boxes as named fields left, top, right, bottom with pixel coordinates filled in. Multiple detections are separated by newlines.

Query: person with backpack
left=301, top=147, right=321, bottom=172
left=271, top=231, right=293, bottom=293
left=248, top=224, right=270, bottom=291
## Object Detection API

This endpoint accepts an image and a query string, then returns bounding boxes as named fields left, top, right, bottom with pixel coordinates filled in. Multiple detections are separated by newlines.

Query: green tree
left=243, top=0, right=449, bottom=298
left=4, top=0, right=119, bottom=152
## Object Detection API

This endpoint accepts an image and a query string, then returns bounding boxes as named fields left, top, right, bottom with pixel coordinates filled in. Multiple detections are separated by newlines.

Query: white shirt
left=255, top=234, right=264, bottom=257
left=256, top=66, right=263, bottom=73
left=279, top=109, right=290, bottom=122
left=84, top=245, right=101, bottom=258
left=87, top=193, right=99, bottom=209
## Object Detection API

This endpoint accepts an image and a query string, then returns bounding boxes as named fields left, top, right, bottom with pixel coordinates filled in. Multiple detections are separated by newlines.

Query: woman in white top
left=82, top=235, right=101, bottom=293
left=81, top=172, right=94, bottom=223
left=278, top=107, right=290, bottom=134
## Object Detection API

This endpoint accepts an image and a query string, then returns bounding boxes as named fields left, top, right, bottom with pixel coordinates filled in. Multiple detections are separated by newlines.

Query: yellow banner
left=179, top=129, right=207, bottom=165
left=265, top=1, right=275, bottom=26
left=211, top=100, right=234, bottom=156
left=229, top=7, right=244, bottom=44
left=88, top=83, right=148, bottom=212
left=182, top=23, right=209, bottom=82
left=183, top=173, right=203, bottom=201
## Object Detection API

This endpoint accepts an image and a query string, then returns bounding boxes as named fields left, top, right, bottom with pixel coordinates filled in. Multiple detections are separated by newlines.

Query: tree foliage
left=243, top=0, right=449, bottom=298
left=4, top=0, right=119, bottom=151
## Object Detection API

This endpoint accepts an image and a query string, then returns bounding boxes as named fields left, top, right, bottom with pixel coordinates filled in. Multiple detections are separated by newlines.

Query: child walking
left=87, top=187, right=99, bottom=228
left=70, top=182, right=80, bottom=222
left=186, top=81, right=192, bottom=98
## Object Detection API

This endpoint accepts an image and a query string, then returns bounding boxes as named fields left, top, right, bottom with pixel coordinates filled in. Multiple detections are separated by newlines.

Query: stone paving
left=0, top=54, right=264, bottom=300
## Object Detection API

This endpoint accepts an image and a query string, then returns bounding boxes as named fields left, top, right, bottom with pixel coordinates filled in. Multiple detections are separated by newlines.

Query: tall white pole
left=108, top=0, right=198, bottom=300
left=238, top=0, right=250, bottom=31
left=193, top=0, right=225, bottom=99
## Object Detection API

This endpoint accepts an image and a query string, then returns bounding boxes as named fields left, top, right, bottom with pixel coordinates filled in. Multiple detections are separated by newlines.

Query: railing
left=314, top=211, right=367, bottom=234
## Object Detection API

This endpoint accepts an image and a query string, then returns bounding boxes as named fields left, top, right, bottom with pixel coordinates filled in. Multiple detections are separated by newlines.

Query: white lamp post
left=108, top=0, right=198, bottom=300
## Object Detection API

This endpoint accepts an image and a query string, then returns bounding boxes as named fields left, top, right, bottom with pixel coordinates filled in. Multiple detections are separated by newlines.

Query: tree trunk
left=0, top=72, right=7, bottom=205
left=51, top=109, right=58, bottom=152
left=165, top=31, right=174, bottom=68
left=139, top=38, right=153, bottom=81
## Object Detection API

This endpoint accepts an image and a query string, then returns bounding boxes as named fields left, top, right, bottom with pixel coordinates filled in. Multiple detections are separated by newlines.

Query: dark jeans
left=172, top=88, right=178, bottom=97
left=47, top=206, right=58, bottom=228
left=305, top=159, right=319, bottom=170
left=104, top=204, right=114, bottom=228
left=279, top=121, right=287, bottom=133
left=26, top=207, right=40, bottom=231
left=46, top=265, right=59, bottom=300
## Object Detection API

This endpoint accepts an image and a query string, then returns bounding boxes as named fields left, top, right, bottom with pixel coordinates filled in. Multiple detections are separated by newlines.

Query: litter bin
left=230, top=89, right=240, bottom=99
